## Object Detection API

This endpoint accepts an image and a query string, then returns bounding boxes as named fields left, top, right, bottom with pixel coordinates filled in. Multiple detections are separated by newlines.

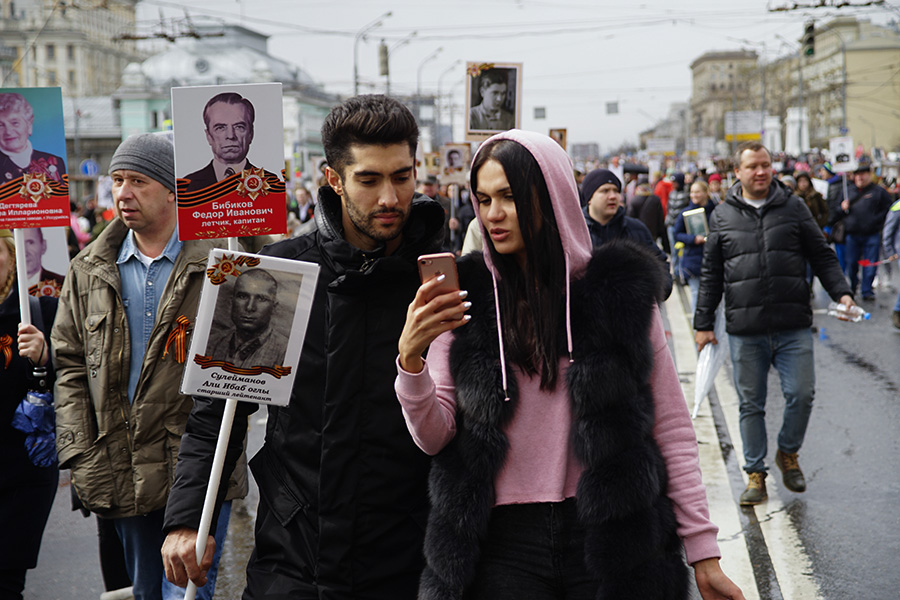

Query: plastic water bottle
left=826, top=302, right=870, bottom=322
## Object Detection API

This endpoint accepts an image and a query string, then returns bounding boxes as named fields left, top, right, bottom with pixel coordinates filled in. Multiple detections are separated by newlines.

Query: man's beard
left=344, top=191, right=409, bottom=246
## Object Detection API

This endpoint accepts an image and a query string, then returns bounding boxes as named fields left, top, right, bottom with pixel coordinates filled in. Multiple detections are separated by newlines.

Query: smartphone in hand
left=417, top=253, right=459, bottom=295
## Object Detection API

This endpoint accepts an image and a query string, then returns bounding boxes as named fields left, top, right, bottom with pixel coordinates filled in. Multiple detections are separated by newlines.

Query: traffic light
left=802, top=22, right=815, bottom=57
left=379, top=41, right=389, bottom=76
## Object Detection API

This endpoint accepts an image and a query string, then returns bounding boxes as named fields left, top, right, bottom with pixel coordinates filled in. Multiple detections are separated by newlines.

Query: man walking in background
left=695, top=141, right=854, bottom=506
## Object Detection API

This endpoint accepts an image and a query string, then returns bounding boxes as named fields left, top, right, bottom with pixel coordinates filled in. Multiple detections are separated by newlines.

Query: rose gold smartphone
left=417, top=253, right=459, bottom=294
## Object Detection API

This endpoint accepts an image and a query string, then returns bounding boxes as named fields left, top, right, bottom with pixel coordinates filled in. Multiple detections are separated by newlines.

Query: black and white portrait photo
left=181, top=249, right=319, bottom=407
left=172, top=83, right=284, bottom=193
left=465, top=62, right=522, bottom=141
left=205, top=268, right=294, bottom=369
left=441, top=143, right=471, bottom=185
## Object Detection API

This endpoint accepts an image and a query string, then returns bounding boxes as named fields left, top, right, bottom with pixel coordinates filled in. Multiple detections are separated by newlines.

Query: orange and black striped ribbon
left=0, top=334, right=13, bottom=368
left=163, top=315, right=190, bottom=364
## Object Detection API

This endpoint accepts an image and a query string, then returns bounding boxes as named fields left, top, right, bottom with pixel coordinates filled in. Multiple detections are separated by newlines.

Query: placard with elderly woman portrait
left=0, top=88, right=70, bottom=229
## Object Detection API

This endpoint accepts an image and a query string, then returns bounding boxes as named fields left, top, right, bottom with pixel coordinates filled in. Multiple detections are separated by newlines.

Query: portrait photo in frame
left=465, top=62, right=522, bottom=142
left=549, top=128, right=567, bottom=151
left=682, top=207, right=709, bottom=238
left=181, top=249, right=319, bottom=407
left=171, top=83, right=287, bottom=240
left=441, top=143, right=471, bottom=185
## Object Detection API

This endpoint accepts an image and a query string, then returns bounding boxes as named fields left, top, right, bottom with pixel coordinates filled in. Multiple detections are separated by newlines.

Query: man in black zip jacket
left=161, top=95, right=444, bottom=599
left=841, top=158, right=893, bottom=301
left=694, top=141, right=854, bottom=507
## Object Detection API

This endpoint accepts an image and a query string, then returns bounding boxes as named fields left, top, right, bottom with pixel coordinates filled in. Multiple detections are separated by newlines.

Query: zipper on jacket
left=131, top=258, right=203, bottom=402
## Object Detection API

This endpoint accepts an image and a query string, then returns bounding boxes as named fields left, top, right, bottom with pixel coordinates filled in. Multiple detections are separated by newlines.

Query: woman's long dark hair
left=470, top=139, right=568, bottom=390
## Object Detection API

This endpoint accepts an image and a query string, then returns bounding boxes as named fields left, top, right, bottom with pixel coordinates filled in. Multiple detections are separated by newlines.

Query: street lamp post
left=386, top=31, right=417, bottom=96
left=354, top=11, right=391, bottom=96
left=416, top=47, right=443, bottom=110
left=436, top=59, right=462, bottom=149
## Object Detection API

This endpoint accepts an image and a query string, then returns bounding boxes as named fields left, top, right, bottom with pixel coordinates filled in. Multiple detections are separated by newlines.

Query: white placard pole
left=14, top=229, right=31, bottom=326
left=185, top=236, right=240, bottom=600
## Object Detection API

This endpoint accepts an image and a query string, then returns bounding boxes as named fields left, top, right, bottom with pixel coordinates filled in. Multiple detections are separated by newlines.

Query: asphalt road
left=670, top=265, right=900, bottom=600
left=22, top=263, right=900, bottom=600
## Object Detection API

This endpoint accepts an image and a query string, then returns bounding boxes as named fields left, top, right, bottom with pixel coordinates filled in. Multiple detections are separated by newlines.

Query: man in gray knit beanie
left=108, top=132, right=177, bottom=193
left=51, top=131, right=244, bottom=600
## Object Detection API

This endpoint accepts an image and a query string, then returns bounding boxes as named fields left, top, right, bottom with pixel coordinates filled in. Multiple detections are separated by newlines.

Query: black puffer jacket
left=844, top=182, right=893, bottom=235
left=695, top=181, right=851, bottom=336
left=164, top=187, right=445, bottom=598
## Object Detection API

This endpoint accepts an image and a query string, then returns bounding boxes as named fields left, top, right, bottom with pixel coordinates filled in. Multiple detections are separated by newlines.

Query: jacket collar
left=313, top=185, right=445, bottom=271
left=582, top=204, right=625, bottom=235
left=725, top=179, right=792, bottom=211
left=77, top=219, right=216, bottom=281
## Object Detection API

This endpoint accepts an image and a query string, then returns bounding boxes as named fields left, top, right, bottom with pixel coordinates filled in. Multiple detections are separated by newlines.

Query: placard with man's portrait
left=465, top=62, right=522, bottom=142
left=0, top=88, right=70, bottom=229
left=181, top=249, right=319, bottom=406
left=549, top=128, right=567, bottom=151
left=441, top=144, right=471, bottom=185
left=172, top=83, right=287, bottom=240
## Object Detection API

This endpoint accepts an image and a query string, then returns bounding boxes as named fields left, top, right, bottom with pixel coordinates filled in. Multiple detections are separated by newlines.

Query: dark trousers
left=0, top=569, right=27, bottom=600
left=466, top=499, right=597, bottom=600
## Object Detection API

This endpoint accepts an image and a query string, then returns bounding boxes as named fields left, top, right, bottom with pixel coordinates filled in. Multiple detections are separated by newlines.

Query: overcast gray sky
left=138, top=0, right=900, bottom=152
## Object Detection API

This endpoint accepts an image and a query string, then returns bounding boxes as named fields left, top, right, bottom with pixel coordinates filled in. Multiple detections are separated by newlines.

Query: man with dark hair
left=162, top=95, right=445, bottom=599
left=183, top=92, right=259, bottom=192
left=206, top=268, right=289, bottom=369
left=694, top=141, right=854, bottom=506
left=469, top=68, right=515, bottom=131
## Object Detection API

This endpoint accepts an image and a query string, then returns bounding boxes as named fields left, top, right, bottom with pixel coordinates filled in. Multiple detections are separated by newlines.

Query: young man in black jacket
left=694, top=141, right=854, bottom=507
left=161, top=95, right=444, bottom=599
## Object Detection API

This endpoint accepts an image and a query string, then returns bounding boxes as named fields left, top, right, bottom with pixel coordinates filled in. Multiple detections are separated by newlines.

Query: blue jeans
left=845, top=233, right=881, bottom=297
left=729, top=328, right=815, bottom=474
left=834, top=241, right=846, bottom=273
left=668, top=226, right=682, bottom=281
left=112, top=509, right=167, bottom=600
left=688, top=276, right=700, bottom=312
left=162, top=501, right=232, bottom=600
left=466, top=499, right=596, bottom=599
left=113, top=502, right=232, bottom=600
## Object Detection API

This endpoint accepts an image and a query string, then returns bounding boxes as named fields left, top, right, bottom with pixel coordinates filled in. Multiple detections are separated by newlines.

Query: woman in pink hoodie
left=396, top=130, right=743, bottom=600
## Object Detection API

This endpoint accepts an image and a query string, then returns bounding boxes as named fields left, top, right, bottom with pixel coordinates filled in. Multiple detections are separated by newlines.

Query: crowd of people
left=5, top=89, right=900, bottom=600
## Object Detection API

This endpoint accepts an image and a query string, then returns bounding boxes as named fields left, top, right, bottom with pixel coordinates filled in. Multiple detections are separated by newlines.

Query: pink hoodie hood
left=470, top=129, right=593, bottom=400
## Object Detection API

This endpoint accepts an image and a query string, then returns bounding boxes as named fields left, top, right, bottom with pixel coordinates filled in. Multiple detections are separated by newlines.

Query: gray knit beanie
left=109, top=133, right=176, bottom=192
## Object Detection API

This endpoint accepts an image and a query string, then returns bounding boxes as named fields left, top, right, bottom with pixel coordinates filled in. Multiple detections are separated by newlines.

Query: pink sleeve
left=648, top=305, right=722, bottom=565
left=394, top=331, right=458, bottom=455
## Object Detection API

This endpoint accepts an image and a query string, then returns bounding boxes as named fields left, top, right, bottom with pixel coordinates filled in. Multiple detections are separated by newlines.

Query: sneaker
left=739, top=471, right=768, bottom=506
left=862, top=294, right=875, bottom=302
left=892, top=311, right=900, bottom=330
left=775, top=449, right=807, bottom=493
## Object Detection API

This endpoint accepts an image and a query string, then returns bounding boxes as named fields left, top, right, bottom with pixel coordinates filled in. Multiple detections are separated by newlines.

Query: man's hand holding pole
left=162, top=527, right=215, bottom=589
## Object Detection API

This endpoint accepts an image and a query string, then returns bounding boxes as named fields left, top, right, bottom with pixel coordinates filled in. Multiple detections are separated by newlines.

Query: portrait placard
left=682, top=207, right=709, bottom=237
left=21, top=226, right=68, bottom=298
left=549, top=128, right=567, bottom=151
left=172, top=83, right=287, bottom=240
left=180, top=249, right=319, bottom=406
left=0, top=88, right=70, bottom=229
left=441, top=144, right=470, bottom=185
left=424, top=152, right=440, bottom=177
left=465, top=62, right=522, bottom=142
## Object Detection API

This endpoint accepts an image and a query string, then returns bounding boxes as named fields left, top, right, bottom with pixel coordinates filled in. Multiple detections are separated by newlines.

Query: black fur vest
left=420, top=240, right=689, bottom=599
